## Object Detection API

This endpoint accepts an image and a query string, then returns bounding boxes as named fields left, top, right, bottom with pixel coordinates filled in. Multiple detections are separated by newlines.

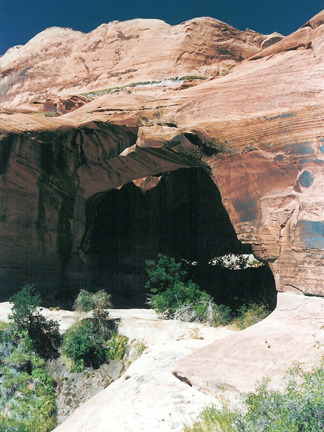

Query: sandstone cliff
left=0, top=11, right=324, bottom=302
left=0, top=18, right=265, bottom=110
left=1, top=11, right=324, bottom=432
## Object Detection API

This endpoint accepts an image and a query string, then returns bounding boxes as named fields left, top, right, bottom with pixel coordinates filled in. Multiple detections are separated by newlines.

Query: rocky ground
left=54, top=331, right=232, bottom=432
left=1, top=293, right=324, bottom=431
left=0, top=302, right=233, bottom=431
left=47, top=356, right=125, bottom=424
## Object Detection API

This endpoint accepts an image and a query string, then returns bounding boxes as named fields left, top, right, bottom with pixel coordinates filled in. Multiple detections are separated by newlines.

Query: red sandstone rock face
left=29, top=95, right=90, bottom=115
left=0, top=18, right=265, bottom=110
left=0, top=12, right=324, bottom=298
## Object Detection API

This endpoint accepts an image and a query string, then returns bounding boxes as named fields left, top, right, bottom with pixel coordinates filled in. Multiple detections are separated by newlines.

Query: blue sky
left=1, top=0, right=323, bottom=55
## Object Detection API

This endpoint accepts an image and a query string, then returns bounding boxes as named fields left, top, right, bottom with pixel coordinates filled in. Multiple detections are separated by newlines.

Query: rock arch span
left=81, top=167, right=276, bottom=308
left=0, top=108, right=323, bottom=304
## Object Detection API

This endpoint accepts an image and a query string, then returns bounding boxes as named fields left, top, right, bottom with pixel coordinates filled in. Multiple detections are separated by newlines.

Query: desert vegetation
left=184, top=358, right=324, bottom=432
left=145, top=254, right=270, bottom=329
left=0, top=285, right=60, bottom=431
left=0, top=260, right=272, bottom=429
left=0, top=286, right=130, bottom=430
left=62, top=289, right=129, bottom=372
left=80, top=76, right=207, bottom=98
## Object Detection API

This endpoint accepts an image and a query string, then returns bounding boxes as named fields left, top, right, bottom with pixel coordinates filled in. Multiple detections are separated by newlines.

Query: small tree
left=28, top=314, right=61, bottom=360
left=145, top=254, right=213, bottom=319
left=9, top=285, right=41, bottom=331
left=145, top=254, right=187, bottom=295
left=8, top=285, right=61, bottom=360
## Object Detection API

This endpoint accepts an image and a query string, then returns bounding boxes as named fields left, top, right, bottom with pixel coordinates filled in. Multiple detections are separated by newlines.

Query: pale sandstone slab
left=173, top=293, right=324, bottom=398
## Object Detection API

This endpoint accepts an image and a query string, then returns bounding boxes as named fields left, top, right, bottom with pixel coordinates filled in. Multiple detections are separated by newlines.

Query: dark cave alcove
left=81, top=168, right=276, bottom=310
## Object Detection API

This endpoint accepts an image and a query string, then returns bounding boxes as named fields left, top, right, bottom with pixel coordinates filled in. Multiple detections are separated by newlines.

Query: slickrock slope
left=1, top=12, right=324, bottom=299
left=173, top=293, right=324, bottom=398
left=0, top=294, right=318, bottom=432
left=0, top=18, right=265, bottom=110
left=52, top=336, right=220, bottom=432
left=0, top=301, right=233, bottom=431
left=51, top=295, right=324, bottom=432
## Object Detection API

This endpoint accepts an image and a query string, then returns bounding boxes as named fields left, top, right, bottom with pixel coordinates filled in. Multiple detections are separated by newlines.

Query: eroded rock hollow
left=81, top=168, right=276, bottom=308
left=1, top=10, right=324, bottom=305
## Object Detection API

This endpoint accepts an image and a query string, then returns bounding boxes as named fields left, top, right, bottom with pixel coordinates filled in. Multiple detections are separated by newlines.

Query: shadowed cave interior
left=81, top=168, right=277, bottom=311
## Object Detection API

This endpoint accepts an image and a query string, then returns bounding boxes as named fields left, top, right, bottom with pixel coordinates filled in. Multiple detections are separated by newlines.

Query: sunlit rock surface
left=173, top=293, right=324, bottom=399
left=1, top=11, right=324, bottom=431
left=1, top=12, right=324, bottom=298
left=0, top=18, right=265, bottom=110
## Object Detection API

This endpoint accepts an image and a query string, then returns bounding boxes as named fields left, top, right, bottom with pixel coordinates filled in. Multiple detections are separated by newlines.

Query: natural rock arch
left=80, top=167, right=276, bottom=308
left=2, top=10, right=324, bottom=302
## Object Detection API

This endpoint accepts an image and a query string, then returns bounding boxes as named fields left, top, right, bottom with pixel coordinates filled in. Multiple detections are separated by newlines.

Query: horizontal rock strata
left=1, top=12, right=324, bottom=298
left=0, top=18, right=265, bottom=109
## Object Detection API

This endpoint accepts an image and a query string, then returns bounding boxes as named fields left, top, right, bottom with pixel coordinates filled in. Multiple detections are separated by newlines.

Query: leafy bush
left=0, top=329, right=57, bottom=431
left=184, top=359, right=324, bottom=432
left=184, top=401, right=239, bottom=432
left=62, top=318, right=108, bottom=371
left=232, top=303, right=270, bottom=330
left=73, top=289, right=112, bottom=331
left=73, top=289, right=112, bottom=313
left=0, top=322, right=9, bottom=344
left=149, top=279, right=211, bottom=317
left=174, top=300, right=232, bottom=326
left=145, top=254, right=213, bottom=319
left=9, top=284, right=41, bottom=331
left=63, top=289, right=125, bottom=371
left=145, top=255, right=269, bottom=328
left=106, top=333, right=129, bottom=361
left=145, top=254, right=186, bottom=296
left=0, top=285, right=61, bottom=429
left=28, top=313, right=61, bottom=360
left=8, top=285, right=61, bottom=360
left=132, top=339, right=147, bottom=356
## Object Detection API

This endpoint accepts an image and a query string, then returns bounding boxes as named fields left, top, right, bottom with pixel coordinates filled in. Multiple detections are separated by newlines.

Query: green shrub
left=0, top=331, right=57, bottom=432
left=62, top=321, right=129, bottom=371
left=173, top=299, right=232, bottom=326
left=232, top=303, right=270, bottom=330
left=149, top=279, right=211, bottom=317
left=184, top=359, right=324, bottom=432
left=73, top=289, right=94, bottom=313
left=132, top=339, right=147, bottom=356
left=62, top=318, right=108, bottom=371
left=184, top=402, right=239, bottom=432
left=0, top=285, right=60, bottom=429
left=28, top=313, right=61, bottom=360
left=106, top=333, right=129, bottom=361
left=73, top=289, right=112, bottom=313
left=145, top=255, right=270, bottom=328
left=8, top=285, right=61, bottom=360
left=0, top=321, right=9, bottom=333
left=145, top=254, right=212, bottom=319
left=62, top=289, right=122, bottom=371
left=73, top=289, right=112, bottom=329
left=9, top=285, right=41, bottom=331
left=145, top=254, right=186, bottom=295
